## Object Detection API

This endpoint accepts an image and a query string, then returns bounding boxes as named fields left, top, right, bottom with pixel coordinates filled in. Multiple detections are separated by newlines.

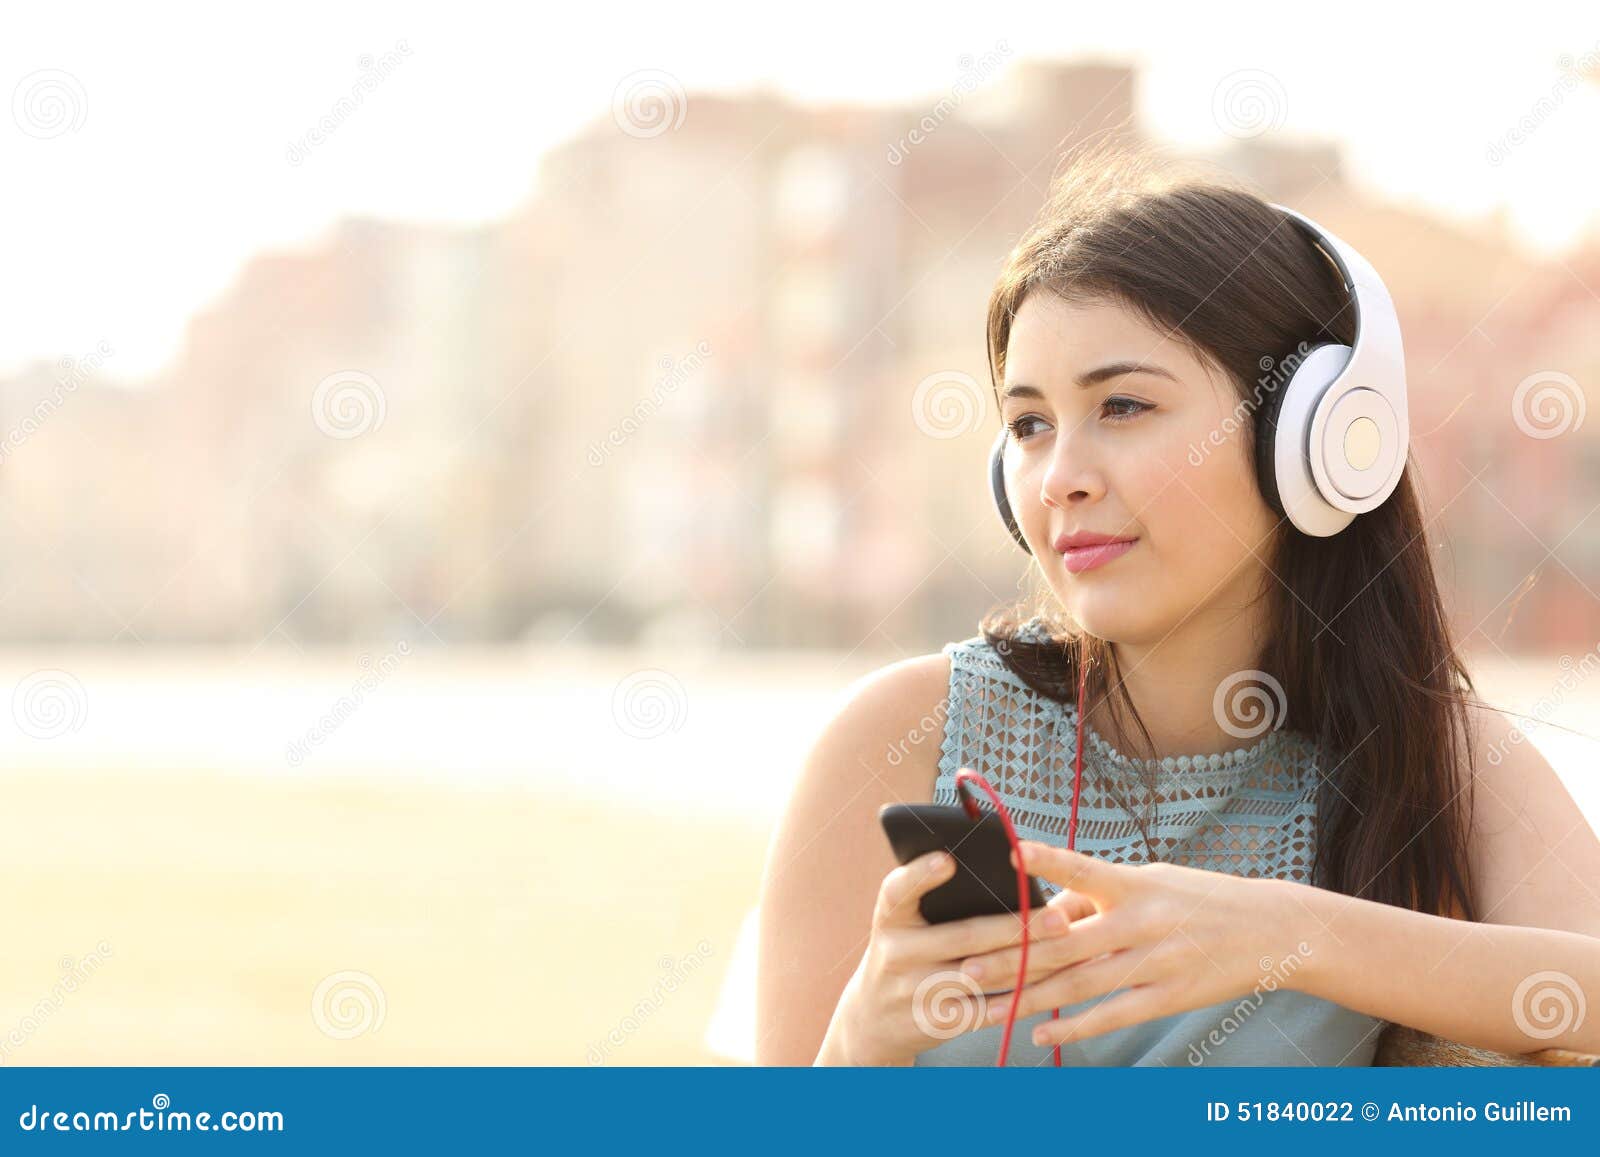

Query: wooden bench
left=1375, top=1022, right=1600, bottom=1066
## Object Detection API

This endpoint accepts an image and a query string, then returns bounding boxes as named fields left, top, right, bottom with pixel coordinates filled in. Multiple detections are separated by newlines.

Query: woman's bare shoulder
left=1455, top=700, right=1600, bottom=936
left=811, top=651, right=954, bottom=798
left=769, top=648, right=957, bottom=897
left=766, top=648, right=955, bottom=873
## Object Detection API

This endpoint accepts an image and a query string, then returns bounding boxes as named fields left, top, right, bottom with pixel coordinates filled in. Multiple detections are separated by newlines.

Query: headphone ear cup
left=1255, top=342, right=1349, bottom=524
left=989, top=427, right=1031, bottom=555
left=1254, top=342, right=1365, bottom=537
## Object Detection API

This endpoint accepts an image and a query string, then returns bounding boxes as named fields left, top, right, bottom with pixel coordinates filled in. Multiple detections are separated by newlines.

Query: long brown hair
left=982, top=141, right=1480, bottom=920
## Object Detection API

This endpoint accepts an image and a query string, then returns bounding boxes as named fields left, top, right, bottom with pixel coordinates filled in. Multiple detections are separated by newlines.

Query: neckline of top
left=1068, top=703, right=1293, bottom=775
left=1001, top=616, right=1295, bottom=775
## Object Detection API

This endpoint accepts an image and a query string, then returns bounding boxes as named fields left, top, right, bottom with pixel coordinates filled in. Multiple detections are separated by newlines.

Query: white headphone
left=989, top=203, right=1408, bottom=546
left=1255, top=203, right=1409, bottom=537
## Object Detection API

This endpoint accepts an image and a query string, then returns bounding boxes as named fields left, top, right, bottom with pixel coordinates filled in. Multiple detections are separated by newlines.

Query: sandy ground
left=0, top=645, right=1591, bottom=1066
left=0, top=768, right=770, bottom=1066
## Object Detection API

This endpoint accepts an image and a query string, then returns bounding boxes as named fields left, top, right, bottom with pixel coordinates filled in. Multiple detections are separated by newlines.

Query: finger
left=956, top=911, right=1132, bottom=989
left=1029, top=982, right=1177, bottom=1047
left=875, top=850, right=955, bottom=928
left=906, top=900, right=1075, bottom=963
left=1010, top=840, right=1127, bottom=900
left=1045, top=887, right=1099, bottom=923
left=982, top=944, right=1157, bottom=1023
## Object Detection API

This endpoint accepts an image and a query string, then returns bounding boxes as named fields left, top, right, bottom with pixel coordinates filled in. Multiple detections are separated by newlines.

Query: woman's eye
left=1102, top=396, right=1151, bottom=421
left=1007, top=398, right=1150, bottom=441
left=1006, top=415, right=1048, bottom=441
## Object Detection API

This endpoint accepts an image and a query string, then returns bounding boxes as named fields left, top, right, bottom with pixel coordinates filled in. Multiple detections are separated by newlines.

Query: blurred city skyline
left=2, top=53, right=1597, bottom=652
left=6, top=2, right=1600, bottom=382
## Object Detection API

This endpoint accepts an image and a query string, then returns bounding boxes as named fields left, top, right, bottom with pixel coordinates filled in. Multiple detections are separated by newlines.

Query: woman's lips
left=1060, top=538, right=1137, bottom=574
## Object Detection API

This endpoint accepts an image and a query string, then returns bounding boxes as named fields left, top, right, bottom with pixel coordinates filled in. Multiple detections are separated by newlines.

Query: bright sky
left=5, top=0, right=1598, bottom=383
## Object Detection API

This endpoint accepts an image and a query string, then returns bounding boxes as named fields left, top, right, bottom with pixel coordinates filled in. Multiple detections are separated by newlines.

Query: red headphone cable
left=951, top=654, right=1088, bottom=1067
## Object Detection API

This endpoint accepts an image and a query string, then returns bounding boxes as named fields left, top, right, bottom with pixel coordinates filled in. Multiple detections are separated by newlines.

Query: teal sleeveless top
left=914, top=624, right=1388, bottom=1067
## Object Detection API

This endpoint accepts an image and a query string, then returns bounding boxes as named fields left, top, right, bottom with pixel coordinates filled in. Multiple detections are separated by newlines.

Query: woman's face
left=999, top=291, right=1277, bottom=646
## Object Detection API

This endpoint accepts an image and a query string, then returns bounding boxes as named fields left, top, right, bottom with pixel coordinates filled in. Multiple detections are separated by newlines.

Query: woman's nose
left=1040, top=433, right=1105, bottom=509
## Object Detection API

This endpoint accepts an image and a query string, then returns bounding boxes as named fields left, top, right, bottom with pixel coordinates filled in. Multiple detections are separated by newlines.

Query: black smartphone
left=878, top=802, right=1046, bottom=925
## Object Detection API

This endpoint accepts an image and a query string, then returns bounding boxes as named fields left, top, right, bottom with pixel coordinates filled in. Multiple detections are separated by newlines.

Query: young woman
left=755, top=145, right=1600, bottom=1066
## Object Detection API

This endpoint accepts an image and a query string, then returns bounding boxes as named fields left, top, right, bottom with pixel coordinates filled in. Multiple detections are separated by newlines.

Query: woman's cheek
left=1184, top=453, right=1277, bottom=593
left=1156, top=467, right=1245, bottom=586
left=1204, top=434, right=1278, bottom=554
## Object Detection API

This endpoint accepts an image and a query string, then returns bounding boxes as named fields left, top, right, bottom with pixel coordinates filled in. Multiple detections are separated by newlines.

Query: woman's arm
left=1287, top=706, right=1600, bottom=1055
left=1286, top=883, right=1600, bottom=1054
left=753, top=653, right=951, bottom=1065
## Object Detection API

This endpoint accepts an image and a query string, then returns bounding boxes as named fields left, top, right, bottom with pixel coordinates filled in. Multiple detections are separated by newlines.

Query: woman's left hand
left=958, top=839, right=1313, bottom=1047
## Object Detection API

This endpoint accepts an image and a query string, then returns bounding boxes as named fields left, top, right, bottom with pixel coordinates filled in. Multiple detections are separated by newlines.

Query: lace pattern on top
left=932, top=630, right=1323, bottom=898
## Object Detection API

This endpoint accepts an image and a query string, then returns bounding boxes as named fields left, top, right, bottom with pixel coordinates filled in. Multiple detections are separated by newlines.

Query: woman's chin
left=1052, top=589, right=1159, bottom=645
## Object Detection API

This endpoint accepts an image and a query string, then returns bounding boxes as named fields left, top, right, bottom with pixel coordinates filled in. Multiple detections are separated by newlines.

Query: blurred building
left=0, top=58, right=1594, bottom=651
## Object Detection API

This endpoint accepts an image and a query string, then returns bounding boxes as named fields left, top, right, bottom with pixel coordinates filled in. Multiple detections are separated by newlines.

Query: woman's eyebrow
left=1002, top=361, right=1178, bottom=400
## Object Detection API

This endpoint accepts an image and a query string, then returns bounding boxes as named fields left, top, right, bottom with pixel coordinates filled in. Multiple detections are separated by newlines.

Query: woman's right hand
left=815, top=849, right=1090, bottom=1066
